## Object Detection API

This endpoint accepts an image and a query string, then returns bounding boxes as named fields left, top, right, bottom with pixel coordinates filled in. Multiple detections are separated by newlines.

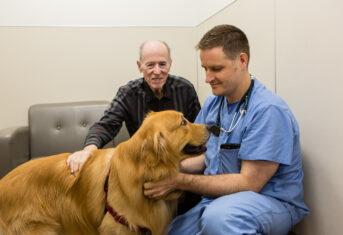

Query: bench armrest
left=0, top=126, right=30, bottom=178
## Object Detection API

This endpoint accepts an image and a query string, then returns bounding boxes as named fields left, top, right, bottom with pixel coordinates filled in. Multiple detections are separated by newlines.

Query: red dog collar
left=104, top=173, right=150, bottom=234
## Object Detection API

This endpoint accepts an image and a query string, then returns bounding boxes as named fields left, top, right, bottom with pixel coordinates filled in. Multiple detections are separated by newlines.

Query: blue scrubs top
left=195, top=77, right=309, bottom=225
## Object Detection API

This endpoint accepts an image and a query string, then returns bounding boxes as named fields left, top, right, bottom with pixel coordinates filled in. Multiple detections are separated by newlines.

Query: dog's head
left=137, top=110, right=210, bottom=171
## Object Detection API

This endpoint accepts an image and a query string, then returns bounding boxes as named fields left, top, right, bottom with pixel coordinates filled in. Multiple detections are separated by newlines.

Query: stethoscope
left=208, top=79, right=254, bottom=137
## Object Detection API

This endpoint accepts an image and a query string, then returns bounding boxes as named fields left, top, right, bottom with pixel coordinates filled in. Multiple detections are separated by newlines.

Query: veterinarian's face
left=200, top=47, right=246, bottom=101
left=137, top=41, right=172, bottom=95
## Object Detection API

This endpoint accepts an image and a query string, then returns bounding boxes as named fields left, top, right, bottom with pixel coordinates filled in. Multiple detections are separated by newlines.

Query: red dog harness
left=104, top=173, right=150, bottom=234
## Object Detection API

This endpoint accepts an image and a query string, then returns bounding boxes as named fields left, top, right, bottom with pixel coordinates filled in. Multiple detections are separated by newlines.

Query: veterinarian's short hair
left=197, top=24, right=250, bottom=63
left=139, top=40, right=171, bottom=61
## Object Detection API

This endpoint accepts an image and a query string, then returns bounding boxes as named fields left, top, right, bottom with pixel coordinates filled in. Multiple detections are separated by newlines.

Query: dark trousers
left=177, top=191, right=202, bottom=215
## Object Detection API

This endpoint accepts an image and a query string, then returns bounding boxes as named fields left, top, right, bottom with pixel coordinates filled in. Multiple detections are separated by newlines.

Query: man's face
left=137, top=42, right=171, bottom=94
left=200, top=47, right=244, bottom=102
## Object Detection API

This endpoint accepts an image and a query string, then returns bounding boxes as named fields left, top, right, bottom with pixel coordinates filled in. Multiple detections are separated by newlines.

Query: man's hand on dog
left=66, top=144, right=97, bottom=174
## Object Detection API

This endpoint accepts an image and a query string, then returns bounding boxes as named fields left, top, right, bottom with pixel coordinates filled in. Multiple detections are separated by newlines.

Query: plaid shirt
left=84, top=75, right=201, bottom=148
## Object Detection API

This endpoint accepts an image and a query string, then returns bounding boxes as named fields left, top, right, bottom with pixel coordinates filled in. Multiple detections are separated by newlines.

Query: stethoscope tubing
left=215, top=79, right=254, bottom=136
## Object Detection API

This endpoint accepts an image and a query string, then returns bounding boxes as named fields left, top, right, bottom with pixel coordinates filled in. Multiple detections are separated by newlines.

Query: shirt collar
left=142, top=75, right=172, bottom=102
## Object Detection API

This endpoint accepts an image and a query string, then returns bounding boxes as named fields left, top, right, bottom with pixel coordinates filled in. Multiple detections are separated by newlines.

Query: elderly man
left=67, top=40, right=201, bottom=175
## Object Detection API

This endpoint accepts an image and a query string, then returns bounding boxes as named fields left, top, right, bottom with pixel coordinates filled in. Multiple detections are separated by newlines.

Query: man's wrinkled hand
left=66, top=145, right=97, bottom=174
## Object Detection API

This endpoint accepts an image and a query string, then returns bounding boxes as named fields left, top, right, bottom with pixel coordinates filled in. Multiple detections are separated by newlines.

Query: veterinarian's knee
left=199, top=204, right=227, bottom=234
left=199, top=201, right=259, bottom=235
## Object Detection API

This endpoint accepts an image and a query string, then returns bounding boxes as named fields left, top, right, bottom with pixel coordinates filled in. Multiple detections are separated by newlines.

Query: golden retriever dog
left=0, top=110, right=209, bottom=235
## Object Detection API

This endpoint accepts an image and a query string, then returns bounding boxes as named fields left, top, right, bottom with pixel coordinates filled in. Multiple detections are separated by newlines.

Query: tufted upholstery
left=0, top=101, right=129, bottom=178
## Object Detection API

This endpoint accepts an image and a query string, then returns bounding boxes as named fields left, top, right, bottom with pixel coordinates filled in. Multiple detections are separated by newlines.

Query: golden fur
left=0, top=110, right=209, bottom=235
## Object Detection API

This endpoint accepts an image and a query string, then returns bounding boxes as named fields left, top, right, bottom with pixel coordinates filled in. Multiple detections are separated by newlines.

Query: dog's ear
left=141, top=131, right=168, bottom=167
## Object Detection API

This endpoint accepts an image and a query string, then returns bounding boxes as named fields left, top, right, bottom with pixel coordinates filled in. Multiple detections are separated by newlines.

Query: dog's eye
left=181, top=120, right=187, bottom=126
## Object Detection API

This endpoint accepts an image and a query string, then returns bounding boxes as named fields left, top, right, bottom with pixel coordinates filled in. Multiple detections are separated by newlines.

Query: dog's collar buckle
left=104, top=172, right=150, bottom=234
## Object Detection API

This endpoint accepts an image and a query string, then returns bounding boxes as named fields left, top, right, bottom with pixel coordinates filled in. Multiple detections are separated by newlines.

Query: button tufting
left=82, top=122, right=87, bottom=127
left=56, top=125, right=61, bottom=130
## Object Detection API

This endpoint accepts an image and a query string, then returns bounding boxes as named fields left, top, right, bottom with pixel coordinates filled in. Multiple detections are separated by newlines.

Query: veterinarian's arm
left=180, top=154, right=205, bottom=174
left=144, top=160, right=279, bottom=199
left=66, top=144, right=98, bottom=174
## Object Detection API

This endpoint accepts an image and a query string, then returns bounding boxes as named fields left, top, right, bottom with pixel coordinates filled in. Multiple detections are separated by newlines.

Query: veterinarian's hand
left=143, top=174, right=181, bottom=200
left=66, top=144, right=97, bottom=174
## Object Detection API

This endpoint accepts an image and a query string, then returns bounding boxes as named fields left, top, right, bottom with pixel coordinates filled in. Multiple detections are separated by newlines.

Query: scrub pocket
left=218, top=148, right=241, bottom=174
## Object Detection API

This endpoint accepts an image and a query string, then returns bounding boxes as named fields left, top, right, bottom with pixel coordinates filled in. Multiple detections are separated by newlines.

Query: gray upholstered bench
left=0, top=101, right=129, bottom=178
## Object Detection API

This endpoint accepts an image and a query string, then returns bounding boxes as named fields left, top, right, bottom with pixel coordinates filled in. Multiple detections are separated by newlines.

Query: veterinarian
left=67, top=40, right=201, bottom=213
left=143, top=25, right=309, bottom=235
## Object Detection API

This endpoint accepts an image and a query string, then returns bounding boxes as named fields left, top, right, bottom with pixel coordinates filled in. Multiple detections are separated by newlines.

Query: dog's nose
left=206, top=125, right=220, bottom=137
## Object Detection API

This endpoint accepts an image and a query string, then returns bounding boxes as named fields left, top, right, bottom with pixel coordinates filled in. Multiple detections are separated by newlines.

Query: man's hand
left=66, top=144, right=97, bottom=174
left=143, top=174, right=181, bottom=200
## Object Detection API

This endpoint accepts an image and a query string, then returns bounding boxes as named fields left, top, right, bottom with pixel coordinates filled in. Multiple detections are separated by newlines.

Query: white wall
left=0, top=0, right=235, bottom=26
left=0, top=27, right=197, bottom=129
left=276, top=0, right=343, bottom=234
left=0, top=0, right=237, bottom=129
